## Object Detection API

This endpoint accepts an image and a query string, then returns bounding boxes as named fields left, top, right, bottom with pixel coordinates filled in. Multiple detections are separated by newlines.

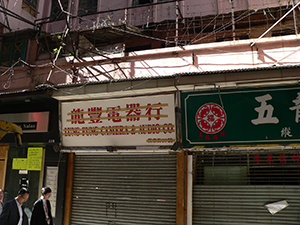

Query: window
left=203, top=166, right=248, bottom=185
left=132, top=0, right=153, bottom=6
left=50, top=0, right=68, bottom=21
left=0, top=40, right=28, bottom=67
left=22, top=0, right=38, bottom=17
left=78, top=0, right=97, bottom=16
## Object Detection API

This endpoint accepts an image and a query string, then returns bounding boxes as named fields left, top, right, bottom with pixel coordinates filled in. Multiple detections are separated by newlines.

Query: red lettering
left=278, top=154, right=287, bottom=164
left=254, top=154, right=261, bottom=164
left=71, top=108, right=85, bottom=124
left=265, top=154, right=273, bottom=164
left=292, top=153, right=300, bottom=163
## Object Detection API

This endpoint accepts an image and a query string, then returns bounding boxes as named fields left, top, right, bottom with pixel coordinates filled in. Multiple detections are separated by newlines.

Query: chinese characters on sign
left=68, top=103, right=166, bottom=125
left=251, top=94, right=279, bottom=125
left=182, top=87, right=300, bottom=146
left=62, top=95, right=176, bottom=147
left=251, top=92, right=300, bottom=138
left=198, top=130, right=226, bottom=141
left=251, top=93, right=300, bottom=125
left=289, top=92, right=300, bottom=123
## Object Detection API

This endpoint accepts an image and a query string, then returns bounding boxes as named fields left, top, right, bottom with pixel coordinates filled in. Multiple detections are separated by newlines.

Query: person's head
left=41, top=187, right=52, bottom=200
left=17, top=187, right=29, bottom=204
left=0, top=189, right=3, bottom=201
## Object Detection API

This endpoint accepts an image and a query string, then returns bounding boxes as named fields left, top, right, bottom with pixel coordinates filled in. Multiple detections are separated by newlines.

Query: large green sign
left=181, top=85, right=300, bottom=147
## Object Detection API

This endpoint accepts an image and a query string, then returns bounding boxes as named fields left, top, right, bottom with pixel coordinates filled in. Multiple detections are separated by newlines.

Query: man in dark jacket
left=30, top=187, right=53, bottom=225
left=0, top=187, right=30, bottom=225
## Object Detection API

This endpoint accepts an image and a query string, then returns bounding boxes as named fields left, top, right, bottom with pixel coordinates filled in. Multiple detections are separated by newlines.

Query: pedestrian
left=30, top=187, right=53, bottom=225
left=0, top=189, right=4, bottom=215
left=0, top=187, right=30, bottom=225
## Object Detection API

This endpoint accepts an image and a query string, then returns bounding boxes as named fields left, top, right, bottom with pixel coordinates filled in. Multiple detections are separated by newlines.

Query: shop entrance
left=70, top=153, right=177, bottom=225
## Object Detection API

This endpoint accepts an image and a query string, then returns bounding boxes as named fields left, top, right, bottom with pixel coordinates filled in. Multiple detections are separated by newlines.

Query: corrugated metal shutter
left=71, top=154, right=177, bottom=225
left=193, top=150, right=300, bottom=225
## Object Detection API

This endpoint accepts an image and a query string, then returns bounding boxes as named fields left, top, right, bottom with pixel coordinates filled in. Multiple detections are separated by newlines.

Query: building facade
left=0, top=91, right=67, bottom=225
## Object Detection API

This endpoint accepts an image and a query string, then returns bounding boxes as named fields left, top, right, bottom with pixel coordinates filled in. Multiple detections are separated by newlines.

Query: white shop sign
left=61, top=94, right=176, bottom=147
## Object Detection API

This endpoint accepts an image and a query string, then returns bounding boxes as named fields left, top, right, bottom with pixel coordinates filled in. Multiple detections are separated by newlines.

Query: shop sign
left=61, top=94, right=176, bottom=147
left=182, top=86, right=300, bottom=146
left=0, top=112, right=49, bottom=132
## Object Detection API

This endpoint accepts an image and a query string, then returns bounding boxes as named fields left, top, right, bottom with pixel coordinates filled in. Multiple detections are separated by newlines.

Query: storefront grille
left=71, top=154, right=177, bottom=225
left=193, top=150, right=300, bottom=225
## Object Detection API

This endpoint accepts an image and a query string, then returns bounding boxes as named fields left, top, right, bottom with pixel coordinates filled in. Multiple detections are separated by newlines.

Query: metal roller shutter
left=193, top=150, right=300, bottom=225
left=71, top=154, right=177, bottom=225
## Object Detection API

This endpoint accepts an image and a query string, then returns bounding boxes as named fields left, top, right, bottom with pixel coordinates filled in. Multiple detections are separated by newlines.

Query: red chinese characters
left=145, top=103, right=162, bottom=121
left=198, top=131, right=226, bottom=140
left=254, top=154, right=261, bottom=164
left=71, top=108, right=84, bottom=124
left=253, top=153, right=300, bottom=164
left=68, top=102, right=166, bottom=124
left=126, top=104, right=141, bottom=121
left=265, top=154, right=273, bottom=164
left=107, top=106, right=121, bottom=123
left=88, top=107, right=103, bottom=124
left=292, top=153, right=300, bottom=163
left=278, top=154, right=287, bottom=163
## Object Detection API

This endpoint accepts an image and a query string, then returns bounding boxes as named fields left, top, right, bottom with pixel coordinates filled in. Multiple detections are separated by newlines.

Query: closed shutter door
left=193, top=150, right=300, bottom=225
left=71, top=154, right=177, bottom=225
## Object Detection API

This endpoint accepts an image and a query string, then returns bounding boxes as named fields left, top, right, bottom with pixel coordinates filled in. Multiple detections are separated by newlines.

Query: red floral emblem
left=195, top=103, right=227, bottom=134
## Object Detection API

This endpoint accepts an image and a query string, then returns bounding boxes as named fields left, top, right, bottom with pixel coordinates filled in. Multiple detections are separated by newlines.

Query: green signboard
left=181, top=85, right=300, bottom=147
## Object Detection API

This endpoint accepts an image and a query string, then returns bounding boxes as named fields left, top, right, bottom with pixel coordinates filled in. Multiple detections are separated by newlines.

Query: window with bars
left=0, top=40, right=28, bottom=67
left=50, top=0, right=68, bottom=21
left=22, top=0, right=38, bottom=17
left=78, top=0, right=97, bottom=16
left=194, top=151, right=300, bottom=186
left=132, top=0, right=153, bottom=6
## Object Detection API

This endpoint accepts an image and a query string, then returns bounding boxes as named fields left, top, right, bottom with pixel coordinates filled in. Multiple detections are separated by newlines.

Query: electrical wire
left=191, top=10, right=258, bottom=44
left=0, top=60, right=20, bottom=89
left=1, top=1, right=298, bottom=93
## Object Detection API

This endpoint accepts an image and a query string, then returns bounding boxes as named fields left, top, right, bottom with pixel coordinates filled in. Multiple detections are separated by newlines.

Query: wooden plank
left=63, top=153, right=75, bottom=225
left=0, top=145, right=8, bottom=190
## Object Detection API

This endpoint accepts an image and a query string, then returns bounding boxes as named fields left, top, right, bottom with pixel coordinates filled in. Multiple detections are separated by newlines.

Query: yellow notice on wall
left=12, top=158, right=27, bottom=170
left=27, top=147, right=43, bottom=171
left=27, top=147, right=43, bottom=158
left=27, top=158, right=42, bottom=171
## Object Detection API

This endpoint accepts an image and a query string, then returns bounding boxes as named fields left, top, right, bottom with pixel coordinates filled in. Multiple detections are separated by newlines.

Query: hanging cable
left=192, top=10, right=257, bottom=44
left=250, top=1, right=300, bottom=47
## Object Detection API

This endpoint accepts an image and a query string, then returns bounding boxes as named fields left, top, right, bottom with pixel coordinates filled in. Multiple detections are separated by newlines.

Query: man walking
left=0, top=187, right=30, bottom=225
left=30, top=187, right=53, bottom=225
